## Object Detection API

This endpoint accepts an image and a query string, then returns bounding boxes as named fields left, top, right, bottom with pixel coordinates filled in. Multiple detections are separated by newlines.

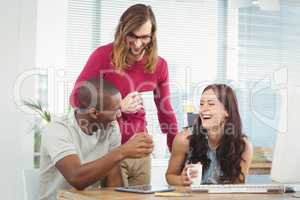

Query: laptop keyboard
left=190, top=184, right=286, bottom=193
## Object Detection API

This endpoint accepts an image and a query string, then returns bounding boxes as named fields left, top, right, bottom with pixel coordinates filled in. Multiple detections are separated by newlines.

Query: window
left=227, top=0, right=300, bottom=163
left=61, top=0, right=223, bottom=159
left=34, top=0, right=300, bottom=167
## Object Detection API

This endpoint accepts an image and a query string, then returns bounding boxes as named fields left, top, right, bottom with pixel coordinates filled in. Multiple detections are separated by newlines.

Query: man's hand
left=120, top=133, right=153, bottom=158
left=120, top=92, right=143, bottom=113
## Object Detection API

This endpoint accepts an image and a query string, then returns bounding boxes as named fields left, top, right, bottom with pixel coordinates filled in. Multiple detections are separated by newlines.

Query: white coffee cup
left=138, top=91, right=155, bottom=113
left=187, top=163, right=202, bottom=187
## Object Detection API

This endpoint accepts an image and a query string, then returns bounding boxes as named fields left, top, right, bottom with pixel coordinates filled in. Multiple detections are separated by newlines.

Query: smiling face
left=112, top=4, right=158, bottom=72
left=199, top=89, right=229, bottom=131
left=126, top=20, right=152, bottom=60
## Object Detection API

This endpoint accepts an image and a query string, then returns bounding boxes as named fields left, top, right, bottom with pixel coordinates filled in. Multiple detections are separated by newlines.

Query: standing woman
left=166, top=84, right=253, bottom=185
left=70, top=4, right=178, bottom=186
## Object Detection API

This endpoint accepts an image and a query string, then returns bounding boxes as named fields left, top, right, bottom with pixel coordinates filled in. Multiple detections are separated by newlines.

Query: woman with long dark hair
left=166, top=84, right=253, bottom=185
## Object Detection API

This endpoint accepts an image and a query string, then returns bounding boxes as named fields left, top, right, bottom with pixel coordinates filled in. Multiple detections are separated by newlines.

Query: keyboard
left=190, top=184, right=286, bottom=194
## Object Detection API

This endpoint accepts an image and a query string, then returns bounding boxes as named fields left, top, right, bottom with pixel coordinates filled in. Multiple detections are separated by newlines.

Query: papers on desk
left=155, top=192, right=191, bottom=197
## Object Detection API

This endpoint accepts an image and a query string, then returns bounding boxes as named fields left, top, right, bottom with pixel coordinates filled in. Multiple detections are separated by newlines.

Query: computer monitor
left=271, top=85, right=300, bottom=183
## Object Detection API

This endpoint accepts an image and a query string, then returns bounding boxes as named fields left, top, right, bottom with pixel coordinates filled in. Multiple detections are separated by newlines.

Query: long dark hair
left=188, top=84, right=246, bottom=183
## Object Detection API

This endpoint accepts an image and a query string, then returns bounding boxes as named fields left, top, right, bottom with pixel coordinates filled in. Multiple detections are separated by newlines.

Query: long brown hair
left=188, top=84, right=246, bottom=183
left=112, top=4, right=158, bottom=73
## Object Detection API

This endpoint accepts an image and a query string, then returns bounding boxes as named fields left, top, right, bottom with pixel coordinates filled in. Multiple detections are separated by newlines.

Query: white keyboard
left=190, top=184, right=286, bottom=194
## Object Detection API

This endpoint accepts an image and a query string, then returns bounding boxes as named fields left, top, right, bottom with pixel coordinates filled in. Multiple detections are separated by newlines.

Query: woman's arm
left=239, top=138, right=253, bottom=182
left=165, top=130, right=192, bottom=186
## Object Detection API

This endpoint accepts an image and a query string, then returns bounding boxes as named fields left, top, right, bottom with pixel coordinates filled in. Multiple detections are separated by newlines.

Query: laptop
left=115, top=185, right=174, bottom=194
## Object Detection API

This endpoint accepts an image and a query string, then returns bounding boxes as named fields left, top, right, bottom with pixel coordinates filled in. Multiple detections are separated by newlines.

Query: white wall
left=0, top=0, right=37, bottom=199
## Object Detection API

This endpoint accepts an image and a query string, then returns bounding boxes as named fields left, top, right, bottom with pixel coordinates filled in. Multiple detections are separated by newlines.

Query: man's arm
left=56, top=148, right=123, bottom=190
left=56, top=134, right=153, bottom=190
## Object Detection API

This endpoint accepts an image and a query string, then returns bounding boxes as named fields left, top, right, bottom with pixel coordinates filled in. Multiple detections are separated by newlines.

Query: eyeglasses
left=127, top=32, right=152, bottom=43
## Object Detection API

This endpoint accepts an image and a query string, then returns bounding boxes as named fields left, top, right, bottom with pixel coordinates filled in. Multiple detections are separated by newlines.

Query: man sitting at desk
left=39, top=78, right=153, bottom=200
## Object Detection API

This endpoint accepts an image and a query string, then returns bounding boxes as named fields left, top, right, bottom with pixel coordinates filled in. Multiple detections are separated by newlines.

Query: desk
left=58, top=187, right=296, bottom=200
left=250, top=162, right=272, bottom=175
